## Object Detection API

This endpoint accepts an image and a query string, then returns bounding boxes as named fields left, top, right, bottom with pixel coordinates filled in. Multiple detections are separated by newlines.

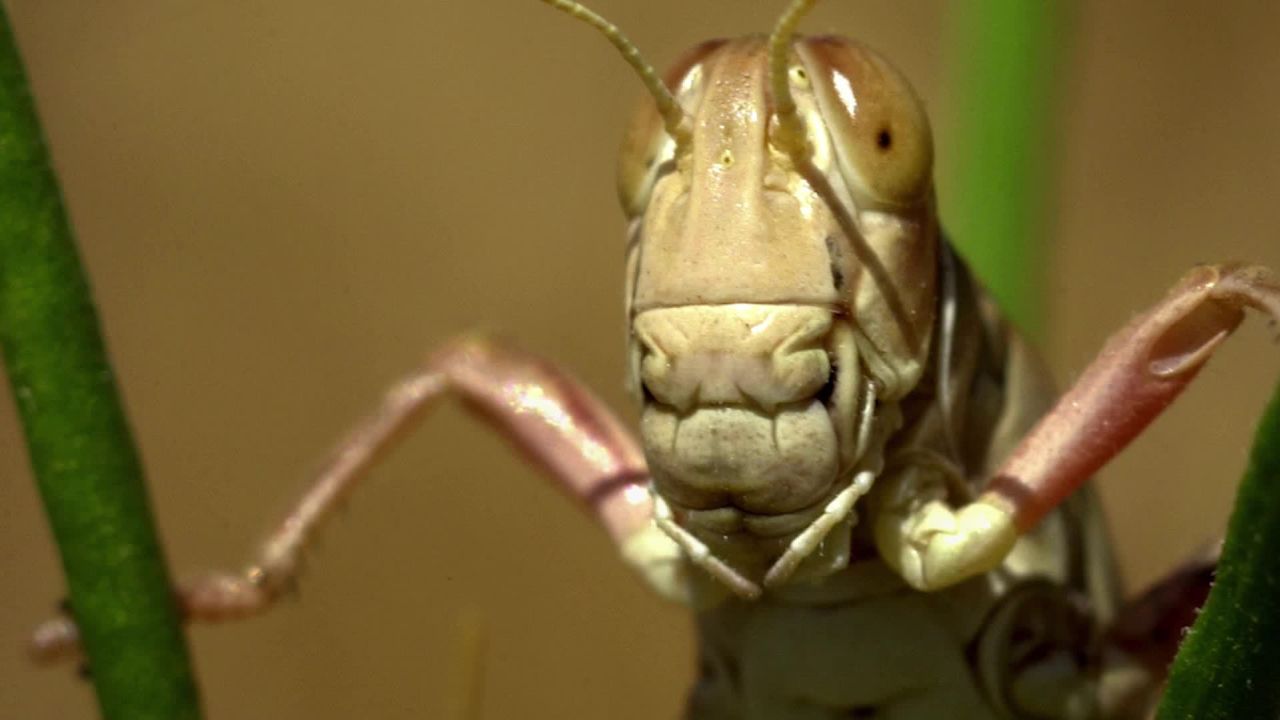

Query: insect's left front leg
left=30, top=335, right=689, bottom=664
left=878, top=264, right=1279, bottom=591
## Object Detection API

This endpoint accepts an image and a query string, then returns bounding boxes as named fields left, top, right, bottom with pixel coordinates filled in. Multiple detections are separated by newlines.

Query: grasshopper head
left=619, top=33, right=939, bottom=405
left=547, top=0, right=943, bottom=586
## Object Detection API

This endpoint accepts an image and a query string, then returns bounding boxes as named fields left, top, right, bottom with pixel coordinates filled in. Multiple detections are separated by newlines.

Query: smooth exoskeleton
left=30, top=1, right=1280, bottom=718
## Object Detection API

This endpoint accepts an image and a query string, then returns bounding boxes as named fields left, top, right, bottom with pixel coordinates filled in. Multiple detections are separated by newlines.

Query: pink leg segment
left=984, top=264, right=1279, bottom=532
left=30, top=335, right=651, bottom=663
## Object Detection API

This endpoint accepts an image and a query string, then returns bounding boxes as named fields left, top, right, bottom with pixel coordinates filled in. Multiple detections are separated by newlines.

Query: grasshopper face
left=619, top=36, right=944, bottom=582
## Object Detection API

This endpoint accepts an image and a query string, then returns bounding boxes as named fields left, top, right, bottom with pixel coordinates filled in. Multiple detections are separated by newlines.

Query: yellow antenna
left=540, top=0, right=693, bottom=151
left=768, top=0, right=819, bottom=159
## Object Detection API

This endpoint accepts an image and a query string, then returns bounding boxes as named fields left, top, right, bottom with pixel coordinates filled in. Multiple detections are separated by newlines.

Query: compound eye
left=617, top=39, right=725, bottom=219
left=617, top=93, right=674, bottom=219
left=797, top=37, right=933, bottom=209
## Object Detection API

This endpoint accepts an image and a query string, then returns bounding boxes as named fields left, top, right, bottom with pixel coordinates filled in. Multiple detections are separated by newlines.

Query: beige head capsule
left=549, top=0, right=941, bottom=587
left=614, top=5, right=939, bottom=402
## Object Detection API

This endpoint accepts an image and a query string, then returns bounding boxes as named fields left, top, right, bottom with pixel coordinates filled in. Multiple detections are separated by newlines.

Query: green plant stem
left=1156, top=378, right=1280, bottom=719
left=942, top=0, right=1073, bottom=336
left=0, top=9, right=202, bottom=720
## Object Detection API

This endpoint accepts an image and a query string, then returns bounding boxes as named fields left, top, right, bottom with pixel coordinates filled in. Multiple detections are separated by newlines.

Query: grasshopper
left=26, top=0, right=1280, bottom=717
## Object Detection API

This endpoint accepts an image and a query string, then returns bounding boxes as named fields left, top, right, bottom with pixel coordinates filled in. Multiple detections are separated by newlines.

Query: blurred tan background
left=1, top=1, right=1277, bottom=718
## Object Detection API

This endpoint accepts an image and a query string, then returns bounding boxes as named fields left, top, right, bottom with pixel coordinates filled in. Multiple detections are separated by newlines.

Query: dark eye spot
left=876, top=128, right=893, bottom=151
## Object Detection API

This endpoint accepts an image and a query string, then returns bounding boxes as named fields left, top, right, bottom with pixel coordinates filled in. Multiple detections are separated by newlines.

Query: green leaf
left=942, top=0, right=1073, bottom=336
left=1156, top=378, right=1280, bottom=718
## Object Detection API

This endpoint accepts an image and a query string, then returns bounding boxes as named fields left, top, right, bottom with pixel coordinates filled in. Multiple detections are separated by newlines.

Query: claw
left=881, top=496, right=1018, bottom=591
left=620, top=522, right=697, bottom=604
left=28, top=614, right=81, bottom=666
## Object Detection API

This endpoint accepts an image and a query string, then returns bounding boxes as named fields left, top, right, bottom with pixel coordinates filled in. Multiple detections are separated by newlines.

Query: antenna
left=539, top=0, right=693, bottom=151
left=768, top=0, right=819, bottom=159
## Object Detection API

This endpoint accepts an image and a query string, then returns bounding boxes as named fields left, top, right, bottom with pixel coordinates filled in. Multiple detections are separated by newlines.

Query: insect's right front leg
left=30, top=334, right=688, bottom=664
left=875, top=264, right=1279, bottom=592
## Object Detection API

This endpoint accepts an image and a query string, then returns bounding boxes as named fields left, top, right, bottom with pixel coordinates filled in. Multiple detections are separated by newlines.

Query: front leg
left=878, top=264, right=1278, bottom=591
left=872, top=463, right=1018, bottom=591
left=30, top=335, right=686, bottom=663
